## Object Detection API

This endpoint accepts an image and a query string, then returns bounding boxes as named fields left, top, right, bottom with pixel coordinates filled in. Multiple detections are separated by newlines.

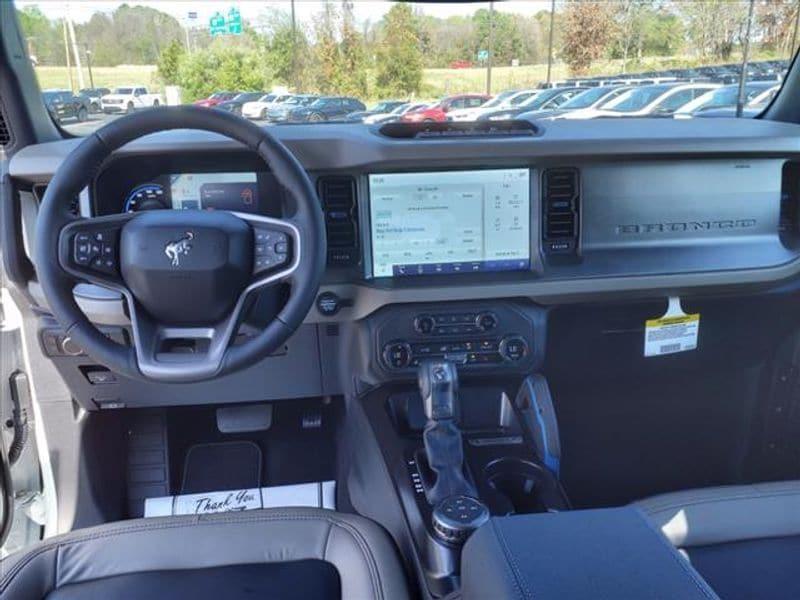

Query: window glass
left=15, top=0, right=792, bottom=133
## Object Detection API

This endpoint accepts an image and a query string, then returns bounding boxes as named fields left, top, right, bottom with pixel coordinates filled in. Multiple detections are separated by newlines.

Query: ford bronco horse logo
left=164, top=232, right=194, bottom=267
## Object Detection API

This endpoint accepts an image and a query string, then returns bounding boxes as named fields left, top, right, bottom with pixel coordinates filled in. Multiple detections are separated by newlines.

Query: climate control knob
left=475, top=312, right=498, bottom=332
left=413, top=315, right=436, bottom=335
left=499, top=336, right=529, bottom=362
left=383, top=341, right=412, bottom=369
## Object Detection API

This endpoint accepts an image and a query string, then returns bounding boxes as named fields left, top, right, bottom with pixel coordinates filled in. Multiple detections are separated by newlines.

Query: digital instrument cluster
left=122, top=172, right=260, bottom=214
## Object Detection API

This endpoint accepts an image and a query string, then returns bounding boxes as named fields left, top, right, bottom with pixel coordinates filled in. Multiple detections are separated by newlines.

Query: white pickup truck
left=101, top=86, right=163, bottom=114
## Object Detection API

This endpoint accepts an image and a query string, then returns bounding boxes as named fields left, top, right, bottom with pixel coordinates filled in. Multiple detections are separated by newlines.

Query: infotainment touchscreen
left=368, top=169, right=530, bottom=278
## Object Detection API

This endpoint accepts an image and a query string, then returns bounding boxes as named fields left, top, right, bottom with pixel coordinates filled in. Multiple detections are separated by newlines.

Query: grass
left=35, top=64, right=160, bottom=92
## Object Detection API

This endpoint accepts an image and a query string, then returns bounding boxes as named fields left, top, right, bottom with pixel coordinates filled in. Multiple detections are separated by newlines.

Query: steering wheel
left=34, top=106, right=326, bottom=383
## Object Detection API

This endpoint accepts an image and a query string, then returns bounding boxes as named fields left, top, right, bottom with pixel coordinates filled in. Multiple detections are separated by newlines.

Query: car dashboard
left=8, top=117, right=800, bottom=407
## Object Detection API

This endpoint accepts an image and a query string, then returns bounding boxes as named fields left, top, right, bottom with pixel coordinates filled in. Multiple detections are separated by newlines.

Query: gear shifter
left=418, top=360, right=475, bottom=505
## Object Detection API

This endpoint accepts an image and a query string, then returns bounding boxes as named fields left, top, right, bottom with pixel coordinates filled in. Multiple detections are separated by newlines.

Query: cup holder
left=484, top=457, right=547, bottom=515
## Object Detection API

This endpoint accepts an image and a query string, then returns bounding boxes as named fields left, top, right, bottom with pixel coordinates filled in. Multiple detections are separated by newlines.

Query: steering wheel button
left=274, top=241, right=288, bottom=254
left=254, top=243, right=267, bottom=256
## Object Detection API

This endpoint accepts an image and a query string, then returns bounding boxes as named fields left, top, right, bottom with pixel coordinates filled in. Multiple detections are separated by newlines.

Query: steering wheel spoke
left=236, top=212, right=301, bottom=290
left=58, top=213, right=136, bottom=289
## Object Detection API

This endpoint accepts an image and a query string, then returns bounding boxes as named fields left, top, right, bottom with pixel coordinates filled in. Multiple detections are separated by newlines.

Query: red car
left=193, top=91, right=240, bottom=108
left=401, top=94, right=491, bottom=123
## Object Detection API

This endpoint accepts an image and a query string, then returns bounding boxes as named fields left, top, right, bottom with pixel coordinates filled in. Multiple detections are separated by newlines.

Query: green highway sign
left=227, top=7, right=242, bottom=35
left=209, top=11, right=226, bottom=36
left=209, top=7, right=242, bottom=37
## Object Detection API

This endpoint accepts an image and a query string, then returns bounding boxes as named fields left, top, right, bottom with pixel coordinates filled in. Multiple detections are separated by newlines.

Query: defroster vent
left=318, top=176, right=359, bottom=266
left=542, top=168, right=580, bottom=255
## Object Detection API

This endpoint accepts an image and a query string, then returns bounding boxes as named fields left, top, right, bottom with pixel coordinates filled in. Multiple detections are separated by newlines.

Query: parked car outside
left=345, top=100, right=407, bottom=123
left=284, top=96, right=366, bottom=123
left=266, top=95, right=320, bottom=122
left=479, top=87, right=584, bottom=121
left=674, top=82, right=780, bottom=117
left=42, top=89, right=91, bottom=123
left=525, top=85, right=633, bottom=120
left=401, top=94, right=491, bottom=123
left=194, top=91, right=240, bottom=108
left=78, top=87, right=110, bottom=113
left=242, top=93, right=294, bottom=120
left=101, top=86, right=162, bottom=114
left=215, top=92, right=266, bottom=116
left=448, top=89, right=538, bottom=121
left=586, top=83, right=721, bottom=118
left=363, top=102, right=429, bottom=124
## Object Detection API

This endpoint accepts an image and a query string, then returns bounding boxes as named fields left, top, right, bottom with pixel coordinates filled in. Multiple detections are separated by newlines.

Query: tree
left=259, top=8, right=312, bottom=90
left=337, top=1, right=368, bottom=96
left=176, top=43, right=271, bottom=101
left=560, top=1, right=614, bottom=75
left=17, top=6, right=64, bottom=65
left=312, top=2, right=340, bottom=94
left=472, top=8, right=523, bottom=67
left=157, top=40, right=184, bottom=85
left=679, top=0, right=748, bottom=60
left=375, top=3, right=423, bottom=97
left=73, top=4, right=183, bottom=66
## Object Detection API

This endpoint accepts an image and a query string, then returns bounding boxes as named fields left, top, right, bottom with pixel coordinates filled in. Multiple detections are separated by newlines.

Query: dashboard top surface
left=10, top=118, right=800, bottom=180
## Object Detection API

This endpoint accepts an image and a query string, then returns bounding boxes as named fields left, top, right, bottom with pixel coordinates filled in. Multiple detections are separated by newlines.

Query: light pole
left=736, top=0, right=756, bottom=118
left=486, top=1, right=494, bottom=95
left=546, top=0, right=556, bottom=85
left=791, top=0, right=800, bottom=58
left=85, top=45, right=94, bottom=88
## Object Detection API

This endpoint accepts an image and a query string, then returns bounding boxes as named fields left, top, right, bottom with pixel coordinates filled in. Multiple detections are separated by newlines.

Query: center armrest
left=461, top=506, right=719, bottom=600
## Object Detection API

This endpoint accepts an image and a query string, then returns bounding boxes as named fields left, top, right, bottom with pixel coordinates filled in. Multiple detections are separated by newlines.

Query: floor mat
left=166, top=399, right=340, bottom=494
left=181, top=441, right=262, bottom=494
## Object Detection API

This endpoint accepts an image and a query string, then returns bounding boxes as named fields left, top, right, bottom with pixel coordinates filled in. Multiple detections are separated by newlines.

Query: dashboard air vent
left=542, top=168, right=580, bottom=255
left=379, top=120, right=538, bottom=139
left=780, top=161, right=800, bottom=248
left=33, top=184, right=80, bottom=217
left=317, top=176, right=359, bottom=267
left=0, top=104, right=10, bottom=147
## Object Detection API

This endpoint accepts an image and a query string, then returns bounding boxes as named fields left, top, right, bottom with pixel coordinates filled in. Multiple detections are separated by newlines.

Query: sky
left=16, top=1, right=553, bottom=27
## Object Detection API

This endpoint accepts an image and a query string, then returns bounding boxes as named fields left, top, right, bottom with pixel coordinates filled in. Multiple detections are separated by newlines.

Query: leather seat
left=0, top=507, right=410, bottom=600
left=635, top=481, right=800, bottom=600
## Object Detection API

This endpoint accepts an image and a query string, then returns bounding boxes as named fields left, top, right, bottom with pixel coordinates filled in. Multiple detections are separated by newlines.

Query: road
left=61, top=110, right=272, bottom=136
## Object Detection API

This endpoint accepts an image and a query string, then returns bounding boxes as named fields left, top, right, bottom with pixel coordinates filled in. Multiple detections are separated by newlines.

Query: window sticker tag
left=644, top=297, right=699, bottom=357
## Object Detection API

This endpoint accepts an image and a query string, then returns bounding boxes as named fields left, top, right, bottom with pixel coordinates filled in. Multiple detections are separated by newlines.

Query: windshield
left=17, top=0, right=792, bottom=134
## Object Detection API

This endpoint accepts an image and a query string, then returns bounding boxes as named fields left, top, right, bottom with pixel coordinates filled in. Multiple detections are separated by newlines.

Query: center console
left=358, top=340, right=568, bottom=597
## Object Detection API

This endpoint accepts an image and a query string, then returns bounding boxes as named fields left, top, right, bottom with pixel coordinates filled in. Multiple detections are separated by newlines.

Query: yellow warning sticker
left=644, top=297, right=700, bottom=357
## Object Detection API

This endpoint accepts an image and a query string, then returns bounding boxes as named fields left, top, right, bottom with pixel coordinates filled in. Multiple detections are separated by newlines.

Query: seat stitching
left=640, top=514, right=718, bottom=599
left=0, top=512, right=387, bottom=594
left=641, top=490, right=800, bottom=517
left=491, top=519, right=532, bottom=600
left=330, top=519, right=384, bottom=600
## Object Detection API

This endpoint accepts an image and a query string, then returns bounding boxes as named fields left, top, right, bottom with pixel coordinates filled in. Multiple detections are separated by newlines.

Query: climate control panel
left=372, top=302, right=541, bottom=375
